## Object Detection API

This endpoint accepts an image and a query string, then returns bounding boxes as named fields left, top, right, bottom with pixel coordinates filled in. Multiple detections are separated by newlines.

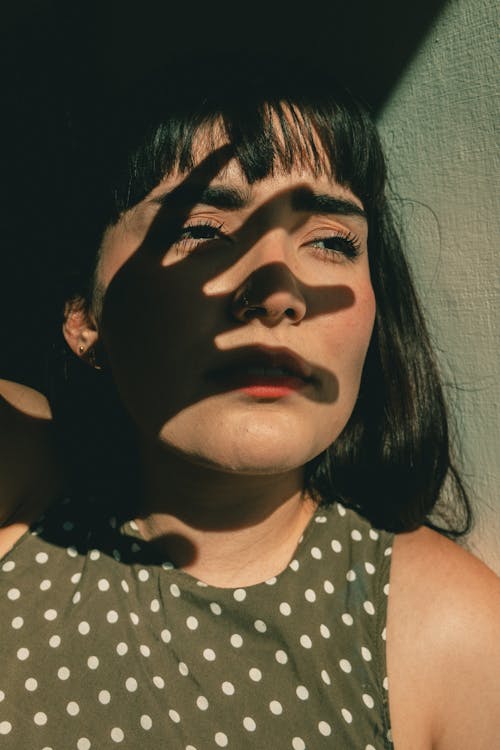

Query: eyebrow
left=148, top=183, right=367, bottom=220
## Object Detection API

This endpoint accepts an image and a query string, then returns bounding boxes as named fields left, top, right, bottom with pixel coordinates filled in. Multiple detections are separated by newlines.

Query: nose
left=231, top=229, right=307, bottom=325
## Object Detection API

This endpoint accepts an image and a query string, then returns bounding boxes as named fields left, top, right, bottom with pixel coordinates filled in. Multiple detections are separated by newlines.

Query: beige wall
left=377, top=0, right=499, bottom=572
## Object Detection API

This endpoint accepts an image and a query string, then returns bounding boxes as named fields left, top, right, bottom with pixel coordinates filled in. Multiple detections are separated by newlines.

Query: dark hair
left=60, top=52, right=471, bottom=537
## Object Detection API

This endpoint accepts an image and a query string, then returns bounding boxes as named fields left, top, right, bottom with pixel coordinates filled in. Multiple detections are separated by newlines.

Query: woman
left=1, top=56, right=498, bottom=748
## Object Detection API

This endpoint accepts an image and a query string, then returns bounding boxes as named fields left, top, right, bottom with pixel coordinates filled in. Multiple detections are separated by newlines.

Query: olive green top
left=0, top=495, right=394, bottom=749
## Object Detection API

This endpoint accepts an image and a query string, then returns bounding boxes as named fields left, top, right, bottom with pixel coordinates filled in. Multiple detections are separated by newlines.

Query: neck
left=134, top=440, right=317, bottom=587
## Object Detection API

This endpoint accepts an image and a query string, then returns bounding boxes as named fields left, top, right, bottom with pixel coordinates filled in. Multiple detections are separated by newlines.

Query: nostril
left=285, top=308, right=297, bottom=319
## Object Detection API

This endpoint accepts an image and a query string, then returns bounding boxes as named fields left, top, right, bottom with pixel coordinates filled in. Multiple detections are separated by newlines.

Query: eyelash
left=172, top=221, right=362, bottom=262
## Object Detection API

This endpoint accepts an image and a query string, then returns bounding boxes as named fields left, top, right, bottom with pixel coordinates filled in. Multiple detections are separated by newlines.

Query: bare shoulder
left=387, top=526, right=500, bottom=750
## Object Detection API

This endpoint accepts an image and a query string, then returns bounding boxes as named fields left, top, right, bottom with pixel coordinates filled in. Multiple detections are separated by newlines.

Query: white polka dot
left=318, top=721, right=332, bottom=736
left=384, top=582, right=390, bottom=596
left=25, top=678, right=38, bottom=691
left=98, top=578, right=110, bottom=591
left=305, top=589, right=316, bottom=602
left=17, top=647, right=29, bottom=661
left=230, top=633, right=243, bottom=648
left=243, top=716, right=256, bottom=731
left=116, top=642, right=128, bottom=655
left=11, top=616, right=23, bottom=629
left=361, top=646, right=372, bottom=661
left=342, top=613, right=354, bottom=626
left=365, top=561, right=376, bottom=574
left=296, top=685, right=309, bottom=700
left=311, top=546, right=322, bottom=559
left=339, top=659, right=352, bottom=673
left=129, top=612, right=139, bottom=625
left=153, top=675, right=164, bottom=689
left=249, top=667, right=262, bottom=681
left=186, top=616, right=199, bottom=630
left=369, top=528, right=379, bottom=540
left=292, top=740, right=306, bottom=750
left=110, top=727, right=124, bottom=743
left=341, top=708, right=353, bottom=723
left=140, top=714, right=152, bottom=730
left=331, top=539, right=342, bottom=553
left=78, top=621, right=90, bottom=635
left=320, top=624, right=331, bottom=638
left=125, top=677, right=138, bottom=692
left=71, top=572, right=82, bottom=584
left=169, top=583, right=180, bottom=597
left=346, top=569, right=356, bottom=581
left=87, top=656, right=99, bottom=670
left=77, top=739, right=91, bottom=750
left=49, top=635, right=61, bottom=648
left=384, top=546, right=393, bottom=556
left=279, top=601, right=292, bottom=616
left=58, top=667, right=70, bottom=680
left=89, top=549, right=100, bottom=561
left=366, top=745, right=376, bottom=750
left=150, top=598, right=160, bottom=612
left=300, top=634, right=312, bottom=649
left=0, top=691, right=4, bottom=701
left=44, top=609, right=58, bottom=621
left=254, top=619, right=267, bottom=633
left=363, top=600, right=375, bottom=615
left=179, top=662, right=189, bottom=676
left=337, top=503, right=346, bottom=516
left=265, top=576, right=277, bottom=585
left=1, top=561, right=15, bottom=572
left=351, top=529, right=362, bottom=541
left=67, top=546, right=78, bottom=557
left=196, top=695, right=209, bottom=710
left=382, top=626, right=387, bottom=641
left=34, top=712, right=48, bottom=725
left=363, top=693, right=375, bottom=708
left=106, top=610, right=118, bottom=624
left=233, top=588, right=246, bottom=601
left=289, top=559, right=300, bottom=571
left=7, top=588, right=20, bottom=601
left=36, top=552, right=49, bottom=564
left=72, top=591, right=81, bottom=604
left=169, top=709, right=181, bottom=723
left=67, top=701, right=80, bottom=716
left=121, top=580, right=129, bottom=593
left=323, top=579, right=334, bottom=594
left=383, top=676, right=389, bottom=690
left=161, top=628, right=171, bottom=643
left=40, top=579, right=52, bottom=591
left=269, top=700, right=283, bottom=715
left=275, top=649, right=288, bottom=664
left=215, top=732, right=228, bottom=747
left=138, top=569, right=149, bottom=582
left=210, top=602, right=222, bottom=615
left=203, top=648, right=216, bottom=661
left=99, top=690, right=111, bottom=704
left=140, top=644, right=151, bottom=657
left=321, top=669, right=331, bottom=685
left=222, top=681, right=235, bottom=695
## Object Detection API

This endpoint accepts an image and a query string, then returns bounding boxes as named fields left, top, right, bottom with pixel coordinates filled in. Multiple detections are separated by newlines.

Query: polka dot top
left=0, top=495, right=394, bottom=749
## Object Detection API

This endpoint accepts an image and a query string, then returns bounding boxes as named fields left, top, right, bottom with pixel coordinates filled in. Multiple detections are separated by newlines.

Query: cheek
left=323, top=280, right=376, bottom=373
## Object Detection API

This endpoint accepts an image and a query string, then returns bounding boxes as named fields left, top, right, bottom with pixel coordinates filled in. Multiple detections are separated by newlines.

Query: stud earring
left=78, top=345, right=85, bottom=354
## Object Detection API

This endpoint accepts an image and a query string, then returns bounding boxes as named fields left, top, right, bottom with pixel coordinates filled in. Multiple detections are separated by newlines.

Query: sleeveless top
left=0, top=495, right=394, bottom=749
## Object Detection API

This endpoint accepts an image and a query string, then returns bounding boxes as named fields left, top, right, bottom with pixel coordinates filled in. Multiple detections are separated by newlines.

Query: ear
left=62, top=296, right=100, bottom=365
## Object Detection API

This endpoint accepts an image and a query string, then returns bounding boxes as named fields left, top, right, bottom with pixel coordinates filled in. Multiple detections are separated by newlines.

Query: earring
left=78, top=345, right=85, bottom=354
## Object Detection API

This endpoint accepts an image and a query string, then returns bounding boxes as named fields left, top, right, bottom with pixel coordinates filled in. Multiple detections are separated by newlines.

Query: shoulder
left=387, top=526, right=500, bottom=749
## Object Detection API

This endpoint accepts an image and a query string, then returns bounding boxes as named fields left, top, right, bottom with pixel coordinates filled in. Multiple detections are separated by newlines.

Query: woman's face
left=93, top=154, right=376, bottom=476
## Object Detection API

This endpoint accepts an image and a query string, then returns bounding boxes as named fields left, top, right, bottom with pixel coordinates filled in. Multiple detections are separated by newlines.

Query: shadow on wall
left=0, top=0, right=448, bottom=390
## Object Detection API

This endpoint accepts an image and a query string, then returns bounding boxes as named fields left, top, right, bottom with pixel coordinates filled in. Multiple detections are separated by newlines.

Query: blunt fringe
left=63, top=53, right=472, bottom=537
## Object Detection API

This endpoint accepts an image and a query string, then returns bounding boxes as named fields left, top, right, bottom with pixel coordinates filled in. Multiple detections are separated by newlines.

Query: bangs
left=110, top=78, right=386, bottom=219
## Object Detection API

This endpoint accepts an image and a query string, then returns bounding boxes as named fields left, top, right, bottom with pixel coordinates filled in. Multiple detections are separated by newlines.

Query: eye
left=172, top=221, right=227, bottom=250
left=308, top=230, right=362, bottom=262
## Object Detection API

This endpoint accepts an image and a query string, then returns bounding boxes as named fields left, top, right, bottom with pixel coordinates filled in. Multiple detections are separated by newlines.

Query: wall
left=377, top=0, right=499, bottom=571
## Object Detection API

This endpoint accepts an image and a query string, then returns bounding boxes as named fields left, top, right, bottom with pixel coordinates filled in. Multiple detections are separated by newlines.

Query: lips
left=205, top=346, right=315, bottom=391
